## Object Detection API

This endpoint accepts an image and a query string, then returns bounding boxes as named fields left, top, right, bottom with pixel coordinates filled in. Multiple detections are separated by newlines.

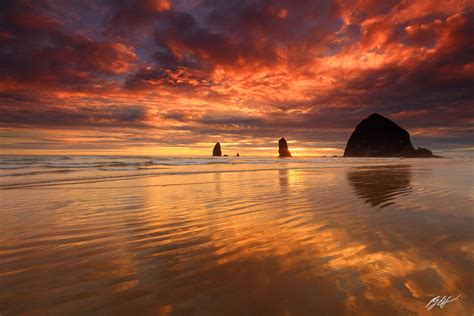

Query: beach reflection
left=279, top=168, right=289, bottom=192
left=347, top=165, right=412, bottom=208
left=0, top=160, right=473, bottom=315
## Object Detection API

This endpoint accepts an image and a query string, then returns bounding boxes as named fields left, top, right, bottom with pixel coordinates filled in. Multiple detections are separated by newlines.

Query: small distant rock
left=212, top=142, right=222, bottom=156
left=344, top=113, right=440, bottom=158
left=408, top=147, right=441, bottom=158
left=236, top=153, right=240, bottom=157
left=278, top=138, right=292, bottom=158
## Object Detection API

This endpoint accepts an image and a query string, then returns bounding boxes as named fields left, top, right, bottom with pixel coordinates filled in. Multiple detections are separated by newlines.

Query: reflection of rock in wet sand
left=347, top=165, right=412, bottom=208
left=279, top=169, right=289, bottom=192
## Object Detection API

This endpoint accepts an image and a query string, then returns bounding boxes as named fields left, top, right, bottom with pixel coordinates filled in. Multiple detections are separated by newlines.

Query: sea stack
left=212, top=142, right=222, bottom=156
left=278, top=138, right=292, bottom=158
left=343, top=113, right=439, bottom=158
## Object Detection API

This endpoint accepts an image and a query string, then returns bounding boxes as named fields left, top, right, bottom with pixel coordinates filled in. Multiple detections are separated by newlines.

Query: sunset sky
left=1, top=0, right=473, bottom=156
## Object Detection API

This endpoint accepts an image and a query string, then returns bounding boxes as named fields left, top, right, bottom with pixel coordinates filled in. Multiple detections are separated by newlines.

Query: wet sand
left=0, top=157, right=473, bottom=315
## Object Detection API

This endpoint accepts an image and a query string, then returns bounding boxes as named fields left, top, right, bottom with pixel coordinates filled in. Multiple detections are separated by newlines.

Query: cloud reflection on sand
left=0, top=159, right=473, bottom=315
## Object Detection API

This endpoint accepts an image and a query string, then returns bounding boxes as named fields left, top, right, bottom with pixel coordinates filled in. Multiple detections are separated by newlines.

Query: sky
left=0, top=0, right=473, bottom=156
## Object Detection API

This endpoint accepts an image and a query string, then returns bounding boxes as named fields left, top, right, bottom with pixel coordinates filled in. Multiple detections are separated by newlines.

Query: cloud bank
left=0, top=0, right=473, bottom=155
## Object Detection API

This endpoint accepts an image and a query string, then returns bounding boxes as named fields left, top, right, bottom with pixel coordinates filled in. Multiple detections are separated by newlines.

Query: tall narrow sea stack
left=278, top=138, right=292, bottom=158
left=212, top=142, right=222, bottom=156
left=344, top=113, right=439, bottom=158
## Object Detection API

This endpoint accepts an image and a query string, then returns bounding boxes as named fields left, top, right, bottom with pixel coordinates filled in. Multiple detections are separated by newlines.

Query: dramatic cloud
left=0, top=0, right=473, bottom=155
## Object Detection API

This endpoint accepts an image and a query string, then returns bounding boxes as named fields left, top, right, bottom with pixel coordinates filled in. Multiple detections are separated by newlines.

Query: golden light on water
left=2, top=160, right=472, bottom=314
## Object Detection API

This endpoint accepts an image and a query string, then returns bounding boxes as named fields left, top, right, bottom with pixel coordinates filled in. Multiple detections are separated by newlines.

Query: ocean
left=0, top=155, right=473, bottom=315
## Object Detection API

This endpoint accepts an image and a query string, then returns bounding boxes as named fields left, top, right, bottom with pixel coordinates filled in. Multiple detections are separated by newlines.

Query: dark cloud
left=200, top=112, right=263, bottom=126
left=124, top=64, right=213, bottom=90
left=160, top=109, right=196, bottom=121
left=0, top=0, right=137, bottom=91
left=0, top=101, right=149, bottom=128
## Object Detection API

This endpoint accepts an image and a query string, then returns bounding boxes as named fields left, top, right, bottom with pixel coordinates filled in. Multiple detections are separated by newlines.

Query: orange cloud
left=0, top=0, right=472, bottom=154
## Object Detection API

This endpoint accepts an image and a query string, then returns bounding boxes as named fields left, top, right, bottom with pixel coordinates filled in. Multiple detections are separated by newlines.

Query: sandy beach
left=0, top=156, right=472, bottom=315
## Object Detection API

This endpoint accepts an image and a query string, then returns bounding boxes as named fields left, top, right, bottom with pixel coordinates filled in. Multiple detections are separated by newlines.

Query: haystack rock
left=212, top=142, right=222, bottom=156
left=278, top=138, right=292, bottom=158
left=343, top=113, right=440, bottom=158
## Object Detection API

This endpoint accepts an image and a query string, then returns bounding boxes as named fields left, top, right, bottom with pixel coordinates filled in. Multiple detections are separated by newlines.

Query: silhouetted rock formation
left=344, top=113, right=440, bottom=158
left=236, top=153, right=240, bottom=157
left=407, top=147, right=438, bottom=158
left=212, top=142, right=222, bottom=156
left=278, top=138, right=292, bottom=158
